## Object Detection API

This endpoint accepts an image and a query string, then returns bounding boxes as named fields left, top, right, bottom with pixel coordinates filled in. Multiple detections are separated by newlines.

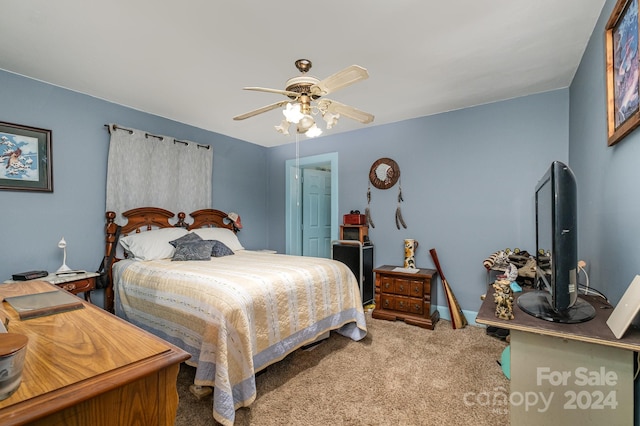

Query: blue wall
left=570, top=0, right=640, bottom=306
left=570, top=2, right=640, bottom=422
left=0, top=67, right=571, bottom=314
left=0, top=70, right=269, bottom=308
left=2, top=1, right=638, bottom=417
left=268, top=89, right=570, bottom=314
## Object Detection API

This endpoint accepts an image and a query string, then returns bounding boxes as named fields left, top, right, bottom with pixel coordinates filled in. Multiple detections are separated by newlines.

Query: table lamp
left=56, top=237, right=72, bottom=273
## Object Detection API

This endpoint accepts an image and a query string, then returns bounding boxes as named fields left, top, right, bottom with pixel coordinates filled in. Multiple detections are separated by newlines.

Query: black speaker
left=332, top=242, right=374, bottom=305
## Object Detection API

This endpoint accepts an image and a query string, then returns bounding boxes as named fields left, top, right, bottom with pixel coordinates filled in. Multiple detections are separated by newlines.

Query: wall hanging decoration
left=369, top=157, right=399, bottom=189
left=395, top=182, right=406, bottom=229
left=367, top=157, right=407, bottom=228
left=0, top=122, right=52, bottom=192
left=605, top=0, right=640, bottom=146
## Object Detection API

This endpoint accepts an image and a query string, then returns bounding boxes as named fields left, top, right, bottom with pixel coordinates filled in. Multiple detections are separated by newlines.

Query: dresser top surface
left=0, top=280, right=189, bottom=410
left=374, top=265, right=436, bottom=278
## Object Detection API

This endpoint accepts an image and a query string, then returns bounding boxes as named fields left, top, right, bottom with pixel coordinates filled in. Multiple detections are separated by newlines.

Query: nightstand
left=4, top=272, right=98, bottom=304
left=372, top=265, right=439, bottom=329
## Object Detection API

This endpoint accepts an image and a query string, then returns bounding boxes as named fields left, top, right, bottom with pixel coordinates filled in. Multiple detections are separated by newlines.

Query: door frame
left=285, top=152, right=339, bottom=255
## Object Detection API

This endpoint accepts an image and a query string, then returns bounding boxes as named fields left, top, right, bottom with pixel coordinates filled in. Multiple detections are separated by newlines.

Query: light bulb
left=323, top=112, right=340, bottom=129
left=297, top=114, right=315, bottom=133
left=305, top=124, right=323, bottom=138
left=283, top=103, right=304, bottom=124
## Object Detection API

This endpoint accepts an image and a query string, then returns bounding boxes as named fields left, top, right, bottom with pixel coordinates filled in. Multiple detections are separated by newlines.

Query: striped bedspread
left=113, top=250, right=367, bottom=426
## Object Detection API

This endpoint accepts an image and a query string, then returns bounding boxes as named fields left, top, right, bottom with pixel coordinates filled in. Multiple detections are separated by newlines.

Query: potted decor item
left=404, top=239, right=418, bottom=269
left=0, top=333, right=28, bottom=401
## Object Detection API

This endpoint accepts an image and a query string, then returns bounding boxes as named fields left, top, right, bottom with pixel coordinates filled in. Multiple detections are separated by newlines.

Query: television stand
left=517, top=290, right=596, bottom=324
left=477, top=287, right=639, bottom=425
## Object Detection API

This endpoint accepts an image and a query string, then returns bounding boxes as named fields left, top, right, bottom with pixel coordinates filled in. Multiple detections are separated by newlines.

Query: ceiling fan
left=233, top=59, right=374, bottom=138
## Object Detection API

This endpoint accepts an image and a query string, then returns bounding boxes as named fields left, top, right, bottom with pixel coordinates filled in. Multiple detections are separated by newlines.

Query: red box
left=343, top=214, right=366, bottom=225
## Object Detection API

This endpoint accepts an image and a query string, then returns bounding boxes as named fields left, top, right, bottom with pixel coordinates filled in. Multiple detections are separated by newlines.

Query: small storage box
left=343, top=214, right=366, bottom=225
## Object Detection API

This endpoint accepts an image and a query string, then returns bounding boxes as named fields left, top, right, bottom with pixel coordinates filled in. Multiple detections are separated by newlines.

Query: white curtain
left=105, top=124, right=213, bottom=224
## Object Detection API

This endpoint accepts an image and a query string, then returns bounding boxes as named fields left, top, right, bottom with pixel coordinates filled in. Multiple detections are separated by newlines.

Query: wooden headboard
left=103, top=207, right=236, bottom=312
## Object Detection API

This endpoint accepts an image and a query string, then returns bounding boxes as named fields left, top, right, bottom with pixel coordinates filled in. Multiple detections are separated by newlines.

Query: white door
left=302, top=168, right=331, bottom=257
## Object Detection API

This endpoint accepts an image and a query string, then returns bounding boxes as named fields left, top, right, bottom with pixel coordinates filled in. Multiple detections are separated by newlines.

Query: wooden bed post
left=104, top=211, right=117, bottom=313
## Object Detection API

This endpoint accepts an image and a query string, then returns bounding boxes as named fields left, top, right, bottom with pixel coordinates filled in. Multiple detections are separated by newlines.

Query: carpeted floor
left=175, top=312, right=510, bottom=426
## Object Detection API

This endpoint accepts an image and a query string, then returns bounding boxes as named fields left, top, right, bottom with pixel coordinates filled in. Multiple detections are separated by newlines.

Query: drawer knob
left=62, top=283, right=76, bottom=291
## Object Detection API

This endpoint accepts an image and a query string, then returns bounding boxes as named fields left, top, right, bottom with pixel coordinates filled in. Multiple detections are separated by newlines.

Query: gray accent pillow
left=169, top=232, right=202, bottom=247
left=211, top=240, right=234, bottom=257
left=171, top=240, right=216, bottom=261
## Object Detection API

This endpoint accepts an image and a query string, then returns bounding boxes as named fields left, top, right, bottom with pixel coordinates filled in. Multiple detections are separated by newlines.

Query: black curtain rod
left=104, top=124, right=134, bottom=134
left=104, top=124, right=210, bottom=150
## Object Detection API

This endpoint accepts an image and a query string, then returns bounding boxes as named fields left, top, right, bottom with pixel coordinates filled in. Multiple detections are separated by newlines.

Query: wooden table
left=0, top=280, right=190, bottom=426
left=4, top=272, right=99, bottom=303
left=476, top=287, right=640, bottom=425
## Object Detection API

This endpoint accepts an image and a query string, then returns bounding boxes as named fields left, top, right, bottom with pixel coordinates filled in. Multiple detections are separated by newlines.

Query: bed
left=103, top=207, right=367, bottom=426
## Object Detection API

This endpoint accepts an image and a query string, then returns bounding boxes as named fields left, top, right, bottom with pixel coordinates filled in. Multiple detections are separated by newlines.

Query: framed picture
left=606, top=0, right=640, bottom=146
left=0, top=122, right=53, bottom=192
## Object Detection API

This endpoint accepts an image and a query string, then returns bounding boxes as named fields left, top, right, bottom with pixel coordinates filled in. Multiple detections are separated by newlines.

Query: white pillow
left=119, top=227, right=189, bottom=260
left=191, top=228, right=244, bottom=252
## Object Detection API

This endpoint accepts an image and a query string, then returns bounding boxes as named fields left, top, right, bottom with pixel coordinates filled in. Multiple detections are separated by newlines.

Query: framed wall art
left=0, top=122, right=53, bottom=192
left=606, top=0, right=640, bottom=146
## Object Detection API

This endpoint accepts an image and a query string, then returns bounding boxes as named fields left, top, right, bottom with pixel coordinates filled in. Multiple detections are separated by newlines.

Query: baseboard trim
left=433, top=304, right=481, bottom=327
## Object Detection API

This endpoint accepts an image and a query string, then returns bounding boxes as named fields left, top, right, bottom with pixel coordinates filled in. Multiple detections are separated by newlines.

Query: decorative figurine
left=493, top=279, right=514, bottom=320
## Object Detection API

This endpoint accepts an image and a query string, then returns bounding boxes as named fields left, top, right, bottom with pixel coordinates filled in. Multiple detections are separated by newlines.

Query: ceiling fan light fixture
left=235, top=59, right=374, bottom=140
left=305, top=124, right=322, bottom=138
left=283, top=102, right=304, bottom=124
left=275, top=118, right=291, bottom=135
left=297, top=114, right=316, bottom=133
left=323, top=111, right=340, bottom=129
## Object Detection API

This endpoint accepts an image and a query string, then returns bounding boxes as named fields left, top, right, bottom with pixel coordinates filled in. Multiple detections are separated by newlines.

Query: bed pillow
left=210, top=240, right=234, bottom=257
left=169, top=232, right=202, bottom=247
left=171, top=240, right=216, bottom=261
left=192, top=228, right=244, bottom=252
left=119, top=227, right=189, bottom=260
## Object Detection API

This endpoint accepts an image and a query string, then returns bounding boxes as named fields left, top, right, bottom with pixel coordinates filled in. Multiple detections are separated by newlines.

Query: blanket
left=113, top=250, right=367, bottom=425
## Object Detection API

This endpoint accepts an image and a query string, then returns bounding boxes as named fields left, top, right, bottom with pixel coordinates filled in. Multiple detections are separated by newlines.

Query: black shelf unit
left=331, top=240, right=374, bottom=305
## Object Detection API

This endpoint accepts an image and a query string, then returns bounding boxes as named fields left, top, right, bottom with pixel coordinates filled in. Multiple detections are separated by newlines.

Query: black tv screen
left=516, top=161, right=595, bottom=324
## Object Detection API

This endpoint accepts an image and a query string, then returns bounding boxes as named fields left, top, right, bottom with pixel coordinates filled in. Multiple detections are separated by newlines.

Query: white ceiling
left=0, top=1, right=605, bottom=147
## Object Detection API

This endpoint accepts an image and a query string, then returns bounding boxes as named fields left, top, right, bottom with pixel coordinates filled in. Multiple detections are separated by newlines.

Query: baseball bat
left=429, top=248, right=468, bottom=329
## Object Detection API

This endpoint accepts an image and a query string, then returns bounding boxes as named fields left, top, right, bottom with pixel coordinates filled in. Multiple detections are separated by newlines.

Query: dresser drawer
left=396, top=296, right=423, bottom=315
left=381, top=295, right=424, bottom=315
left=409, top=279, right=425, bottom=297
left=381, top=276, right=420, bottom=296
left=56, top=277, right=95, bottom=295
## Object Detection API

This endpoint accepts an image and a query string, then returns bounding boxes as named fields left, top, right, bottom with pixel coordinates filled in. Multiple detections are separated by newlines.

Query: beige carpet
left=175, top=312, right=510, bottom=426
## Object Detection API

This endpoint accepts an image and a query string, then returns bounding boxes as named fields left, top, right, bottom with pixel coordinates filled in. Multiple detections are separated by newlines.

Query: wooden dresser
left=0, top=280, right=190, bottom=426
left=372, top=265, right=439, bottom=329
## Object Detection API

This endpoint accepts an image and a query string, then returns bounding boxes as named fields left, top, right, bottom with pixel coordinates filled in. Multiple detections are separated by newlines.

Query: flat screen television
left=516, top=161, right=596, bottom=324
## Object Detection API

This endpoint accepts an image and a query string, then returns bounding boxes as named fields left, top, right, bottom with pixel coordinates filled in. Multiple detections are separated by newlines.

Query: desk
left=476, top=288, right=640, bottom=425
left=0, top=280, right=190, bottom=426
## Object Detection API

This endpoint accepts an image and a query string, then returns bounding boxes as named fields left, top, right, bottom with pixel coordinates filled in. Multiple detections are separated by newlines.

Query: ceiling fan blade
left=233, top=100, right=289, bottom=121
left=311, top=65, right=369, bottom=97
left=243, top=87, right=300, bottom=98
left=325, top=100, right=374, bottom=124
